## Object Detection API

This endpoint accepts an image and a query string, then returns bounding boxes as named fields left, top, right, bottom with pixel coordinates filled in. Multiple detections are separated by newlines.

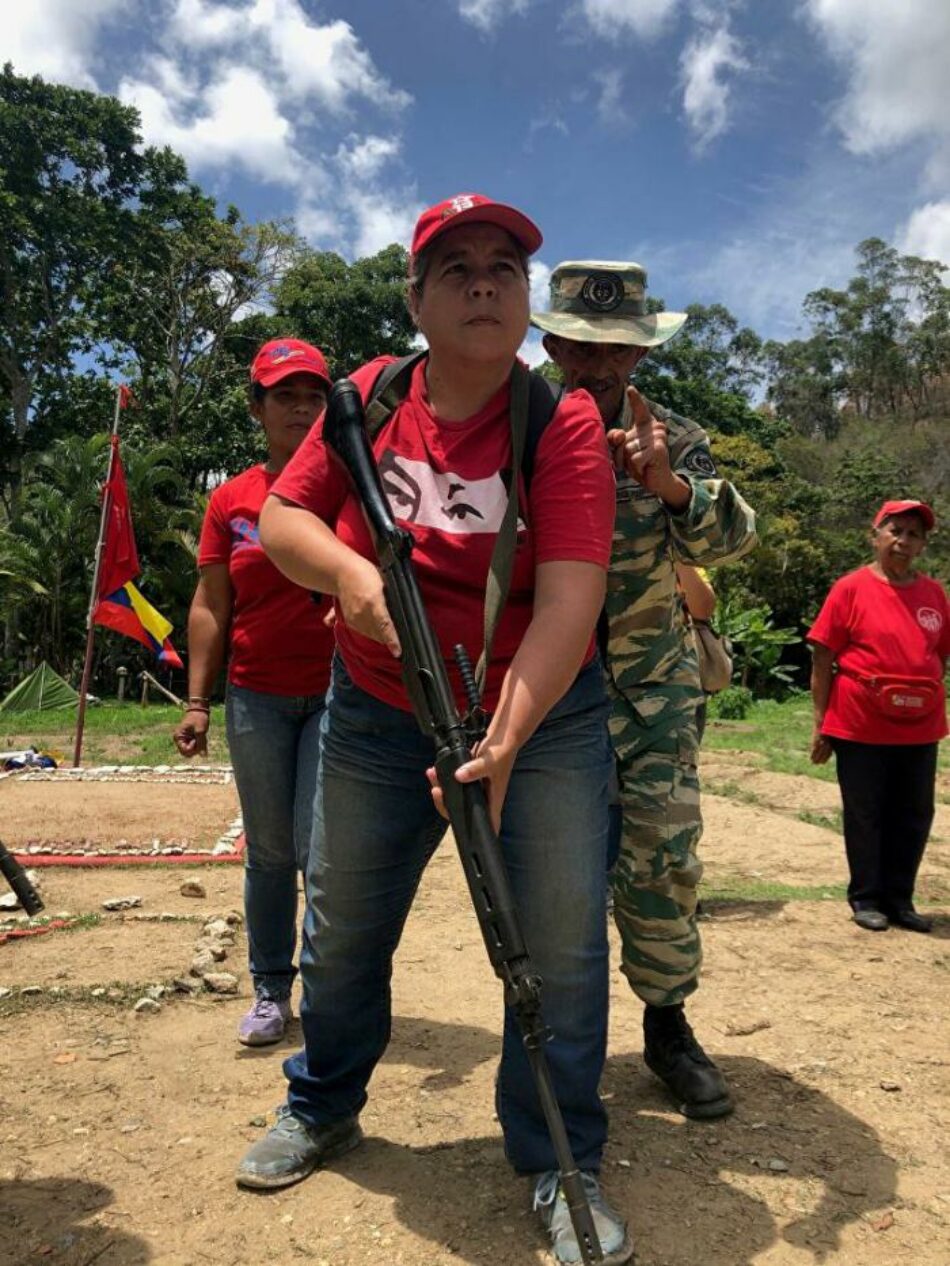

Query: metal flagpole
left=72, top=387, right=123, bottom=768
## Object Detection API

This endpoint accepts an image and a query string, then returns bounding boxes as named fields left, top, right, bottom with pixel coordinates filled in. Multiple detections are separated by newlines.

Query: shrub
left=709, top=685, right=755, bottom=720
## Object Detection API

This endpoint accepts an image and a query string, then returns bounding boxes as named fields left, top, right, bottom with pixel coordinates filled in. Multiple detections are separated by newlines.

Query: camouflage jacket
left=605, top=395, right=757, bottom=754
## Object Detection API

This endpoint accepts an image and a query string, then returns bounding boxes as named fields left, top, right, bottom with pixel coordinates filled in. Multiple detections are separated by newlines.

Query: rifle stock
left=323, top=379, right=604, bottom=1265
left=0, top=839, right=44, bottom=917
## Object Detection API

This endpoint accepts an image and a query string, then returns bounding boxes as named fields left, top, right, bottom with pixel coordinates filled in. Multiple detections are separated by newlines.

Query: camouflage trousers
left=610, top=716, right=703, bottom=1009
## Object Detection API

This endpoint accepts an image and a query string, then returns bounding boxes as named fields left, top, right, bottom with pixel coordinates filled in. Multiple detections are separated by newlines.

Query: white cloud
left=459, top=0, right=530, bottom=33
left=676, top=145, right=922, bottom=339
left=2, top=0, right=126, bottom=88
left=249, top=0, right=411, bottom=111
left=169, top=0, right=232, bottom=46
left=296, top=177, right=422, bottom=260
left=168, top=0, right=410, bottom=113
left=335, top=136, right=401, bottom=184
left=519, top=330, right=548, bottom=368
left=578, top=0, right=682, bottom=40
left=593, top=68, right=628, bottom=125
left=120, top=64, right=301, bottom=184
left=525, top=261, right=554, bottom=366
left=803, top=0, right=950, bottom=159
left=346, top=188, right=423, bottom=259
left=116, top=0, right=416, bottom=256
left=294, top=203, right=344, bottom=244
left=897, top=201, right=950, bottom=274
left=529, top=259, right=552, bottom=312
left=679, top=24, right=748, bottom=149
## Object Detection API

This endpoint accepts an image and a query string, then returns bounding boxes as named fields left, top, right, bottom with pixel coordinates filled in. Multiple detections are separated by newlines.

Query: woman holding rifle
left=238, top=195, right=632, bottom=1265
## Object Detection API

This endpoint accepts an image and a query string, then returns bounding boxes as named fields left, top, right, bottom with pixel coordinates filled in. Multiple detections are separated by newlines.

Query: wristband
left=185, top=704, right=210, bottom=715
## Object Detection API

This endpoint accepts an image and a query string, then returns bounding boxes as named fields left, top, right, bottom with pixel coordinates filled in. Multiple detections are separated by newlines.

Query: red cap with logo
left=873, top=499, right=935, bottom=530
left=411, top=193, right=543, bottom=261
left=250, top=339, right=331, bottom=390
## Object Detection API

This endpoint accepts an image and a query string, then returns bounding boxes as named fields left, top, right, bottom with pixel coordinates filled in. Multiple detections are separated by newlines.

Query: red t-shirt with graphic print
left=808, top=565, right=950, bottom=745
left=198, top=465, right=333, bottom=696
left=272, top=357, right=615, bottom=713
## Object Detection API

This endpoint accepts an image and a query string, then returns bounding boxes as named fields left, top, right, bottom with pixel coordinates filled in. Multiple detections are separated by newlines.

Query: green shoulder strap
left=474, top=360, right=529, bottom=694
left=365, top=350, right=428, bottom=437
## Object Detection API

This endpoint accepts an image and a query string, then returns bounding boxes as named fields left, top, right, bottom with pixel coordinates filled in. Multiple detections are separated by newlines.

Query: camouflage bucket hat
left=530, top=260, right=687, bottom=347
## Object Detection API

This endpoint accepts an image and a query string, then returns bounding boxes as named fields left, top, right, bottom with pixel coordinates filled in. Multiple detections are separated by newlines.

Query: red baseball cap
left=411, top=193, right=543, bottom=260
left=250, top=338, right=331, bottom=389
left=873, top=499, right=935, bottom=530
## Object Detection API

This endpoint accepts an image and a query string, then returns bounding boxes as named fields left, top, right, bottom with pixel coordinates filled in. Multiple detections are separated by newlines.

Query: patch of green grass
left=705, top=696, right=950, bottom=783
left=0, top=702, right=229, bottom=766
left=703, top=779, right=764, bottom=806
left=796, top=808, right=844, bottom=832
left=703, top=875, right=948, bottom=904
left=703, top=878, right=846, bottom=902
left=0, top=976, right=191, bottom=1015
left=0, top=912, right=102, bottom=934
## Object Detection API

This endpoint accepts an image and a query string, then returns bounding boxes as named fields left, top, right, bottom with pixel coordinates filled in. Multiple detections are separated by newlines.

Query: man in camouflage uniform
left=533, top=261, right=757, bottom=1119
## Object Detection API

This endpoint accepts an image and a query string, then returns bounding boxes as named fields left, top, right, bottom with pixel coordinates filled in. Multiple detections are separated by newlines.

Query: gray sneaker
left=236, top=1106, right=362, bottom=1190
left=533, top=1170, right=634, bottom=1265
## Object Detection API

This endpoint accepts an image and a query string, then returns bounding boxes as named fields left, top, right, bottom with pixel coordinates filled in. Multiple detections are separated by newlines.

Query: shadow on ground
left=249, top=1014, right=897, bottom=1266
left=699, top=898, right=788, bottom=923
left=0, top=1176, right=151, bottom=1266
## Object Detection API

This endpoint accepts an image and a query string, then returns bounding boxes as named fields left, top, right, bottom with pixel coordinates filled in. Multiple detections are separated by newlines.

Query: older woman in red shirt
left=809, top=500, right=948, bottom=933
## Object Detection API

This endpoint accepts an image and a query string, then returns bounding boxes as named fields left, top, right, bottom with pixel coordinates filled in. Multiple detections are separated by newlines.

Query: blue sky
left=5, top=0, right=950, bottom=363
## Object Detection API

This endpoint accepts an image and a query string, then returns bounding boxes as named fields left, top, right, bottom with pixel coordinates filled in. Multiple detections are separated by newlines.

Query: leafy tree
left=104, top=177, right=300, bottom=452
left=634, top=302, right=783, bottom=444
left=796, top=238, right=950, bottom=423
left=4, top=435, right=193, bottom=681
left=763, top=334, right=841, bottom=440
left=0, top=65, right=185, bottom=505
left=274, top=244, right=417, bottom=377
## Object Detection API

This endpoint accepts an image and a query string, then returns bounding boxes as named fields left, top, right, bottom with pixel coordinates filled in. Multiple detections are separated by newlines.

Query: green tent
left=0, top=662, right=79, bottom=712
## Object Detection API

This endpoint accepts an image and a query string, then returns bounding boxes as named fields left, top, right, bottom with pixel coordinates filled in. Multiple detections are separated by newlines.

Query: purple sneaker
left=238, top=996, right=292, bottom=1047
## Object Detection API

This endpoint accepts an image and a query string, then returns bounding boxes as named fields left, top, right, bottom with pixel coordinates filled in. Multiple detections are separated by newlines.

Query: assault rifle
left=0, top=839, right=44, bottom=916
left=323, top=380, right=604, bottom=1265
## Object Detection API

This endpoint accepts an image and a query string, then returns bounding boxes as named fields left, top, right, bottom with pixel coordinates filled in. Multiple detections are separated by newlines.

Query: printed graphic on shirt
left=230, top=517, right=261, bottom=551
left=378, top=450, right=510, bottom=534
left=917, top=606, right=943, bottom=634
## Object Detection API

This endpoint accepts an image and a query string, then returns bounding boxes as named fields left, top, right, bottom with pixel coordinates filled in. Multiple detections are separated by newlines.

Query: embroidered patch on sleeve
left=683, top=449, right=717, bottom=478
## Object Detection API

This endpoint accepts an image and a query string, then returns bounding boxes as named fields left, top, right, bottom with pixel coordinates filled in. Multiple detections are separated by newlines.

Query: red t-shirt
left=808, top=565, right=950, bottom=745
left=272, top=357, right=615, bottom=712
left=198, top=465, right=333, bottom=696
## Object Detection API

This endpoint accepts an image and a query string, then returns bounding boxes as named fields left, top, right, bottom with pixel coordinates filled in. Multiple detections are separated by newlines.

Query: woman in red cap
left=809, top=500, right=949, bottom=933
left=174, top=339, right=332, bottom=1045
left=237, top=196, right=633, bottom=1264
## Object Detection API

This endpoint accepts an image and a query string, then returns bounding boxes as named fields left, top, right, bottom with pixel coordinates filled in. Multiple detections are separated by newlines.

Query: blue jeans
left=226, top=684, right=325, bottom=1000
left=285, top=656, right=613, bottom=1174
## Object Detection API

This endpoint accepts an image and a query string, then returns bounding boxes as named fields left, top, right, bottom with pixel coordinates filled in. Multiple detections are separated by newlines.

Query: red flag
left=118, top=385, right=136, bottom=409
left=96, top=436, right=140, bottom=599
left=92, top=434, right=181, bottom=668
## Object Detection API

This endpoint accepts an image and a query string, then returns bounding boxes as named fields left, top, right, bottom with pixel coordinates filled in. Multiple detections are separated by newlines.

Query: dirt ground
left=1, top=755, right=948, bottom=1266
left=1, top=780, right=240, bottom=852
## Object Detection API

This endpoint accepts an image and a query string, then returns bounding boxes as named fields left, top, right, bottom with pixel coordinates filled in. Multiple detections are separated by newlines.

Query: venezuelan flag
left=94, top=582, right=183, bottom=670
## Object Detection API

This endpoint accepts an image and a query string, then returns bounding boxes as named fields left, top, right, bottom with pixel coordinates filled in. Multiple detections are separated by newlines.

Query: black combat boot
left=643, top=1004, right=734, bottom=1120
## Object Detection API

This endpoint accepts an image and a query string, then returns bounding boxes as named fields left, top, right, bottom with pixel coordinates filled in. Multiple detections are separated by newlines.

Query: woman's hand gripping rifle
left=323, top=380, right=605, bottom=1265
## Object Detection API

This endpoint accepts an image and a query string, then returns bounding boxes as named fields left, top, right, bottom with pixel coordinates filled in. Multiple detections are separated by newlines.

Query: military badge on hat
left=581, top=272, right=625, bottom=313
left=531, top=260, right=687, bottom=347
